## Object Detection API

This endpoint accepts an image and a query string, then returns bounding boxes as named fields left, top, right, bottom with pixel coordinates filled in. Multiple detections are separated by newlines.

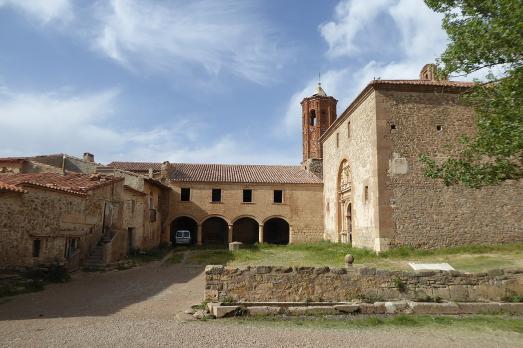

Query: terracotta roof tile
left=371, top=79, right=475, bottom=88
left=106, top=161, right=161, bottom=172
left=0, top=173, right=123, bottom=196
left=169, top=163, right=322, bottom=184
left=0, top=181, right=27, bottom=193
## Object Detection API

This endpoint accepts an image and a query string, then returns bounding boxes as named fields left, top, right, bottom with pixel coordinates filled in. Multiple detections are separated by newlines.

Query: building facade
left=321, top=69, right=523, bottom=251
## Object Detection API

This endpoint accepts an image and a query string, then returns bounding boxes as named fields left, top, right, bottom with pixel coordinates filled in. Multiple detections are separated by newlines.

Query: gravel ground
left=0, top=261, right=521, bottom=348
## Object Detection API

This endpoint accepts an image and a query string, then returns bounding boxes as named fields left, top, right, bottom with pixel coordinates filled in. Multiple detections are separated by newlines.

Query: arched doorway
left=202, top=217, right=228, bottom=245
left=170, top=216, right=197, bottom=245
left=338, top=160, right=352, bottom=244
left=263, top=218, right=289, bottom=245
left=232, top=217, right=258, bottom=245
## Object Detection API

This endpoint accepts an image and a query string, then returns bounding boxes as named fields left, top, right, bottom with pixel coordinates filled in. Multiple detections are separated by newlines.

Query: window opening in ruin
left=243, top=189, right=253, bottom=203
left=181, top=188, right=190, bottom=201
left=310, top=110, right=317, bottom=126
left=364, top=186, right=369, bottom=202
left=437, top=125, right=443, bottom=131
left=212, top=188, right=222, bottom=202
left=273, top=190, right=283, bottom=203
left=33, top=239, right=41, bottom=258
left=391, top=124, right=396, bottom=130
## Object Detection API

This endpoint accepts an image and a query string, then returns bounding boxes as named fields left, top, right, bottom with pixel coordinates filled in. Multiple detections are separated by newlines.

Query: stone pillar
left=289, top=225, right=293, bottom=244
left=258, top=224, right=264, bottom=244
left=197, top=223, right=202, bottom=245
left=228, top=225, right=233, bottom=243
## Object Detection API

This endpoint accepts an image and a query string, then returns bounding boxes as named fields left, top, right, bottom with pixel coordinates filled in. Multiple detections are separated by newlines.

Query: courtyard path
left=0, top=261, right=521, bottom=348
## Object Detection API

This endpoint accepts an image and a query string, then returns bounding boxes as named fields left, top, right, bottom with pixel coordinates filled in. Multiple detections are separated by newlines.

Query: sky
left=0, top=0, right=451, bottom=165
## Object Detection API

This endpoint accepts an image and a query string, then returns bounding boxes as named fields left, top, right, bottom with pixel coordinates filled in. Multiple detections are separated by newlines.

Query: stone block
left=286, top=306, right=337, bottom=316
left=359, top=267, right=376, bottom=276
left=255, top=266, right=271, bottom=274
left=330, top=268, right=347, bottom=275
left=246, top=306, right=281, bottom=316
left=205, top=265, right=225, bottom=275
left=448, top=285, right=470, bottom=301
left=334, top=304, right=359, bottom=313
left=229, top=242, right=242, bottom=251
left=410, top=302, right=460, bottom=314
left=384, top=301, right=409, bottom=314
left=487, top=269, right=504, bottom=277
left=358, top=303, right=386, bottom=314
left=457, top=302, right=501, bottom=314
left=314, top=267, right=330, bottom=274
left=499, top=303, right=523, bottom=315
left=212, top=305, right=239, bottom=318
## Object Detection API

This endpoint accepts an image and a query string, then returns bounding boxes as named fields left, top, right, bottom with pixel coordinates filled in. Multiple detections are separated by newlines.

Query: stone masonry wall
left=205, top=265, right=523, bottom=303
left=376, top=89, right=523, bottom=248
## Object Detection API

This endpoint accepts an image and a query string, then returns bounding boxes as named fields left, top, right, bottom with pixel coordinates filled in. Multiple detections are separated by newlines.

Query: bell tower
left=301, top=82, right=337, bottom=164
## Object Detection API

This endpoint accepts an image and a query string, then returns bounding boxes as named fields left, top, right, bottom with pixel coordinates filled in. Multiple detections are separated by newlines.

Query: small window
left=347, top=121, right=351, bottom=138
left=33, top=239, right=41, bottom=258
left=274, top=190, right=283, bottom=203
left=212, top=188, right=221, bottom=202
left=390, top=124, right=396, bottom=130
left=181, top=188, right=190, bottom=201
left=364, top=186, right=369, bottom=202
left=310, top=110, right=317, bottom=126
left=243, top=189, right=253, bottom=203
left=336, top=133, right=340, bottom=148
left=436, top=125, right=443, bottom=131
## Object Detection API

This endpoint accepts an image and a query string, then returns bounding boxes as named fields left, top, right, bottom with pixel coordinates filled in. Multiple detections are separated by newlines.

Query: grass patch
left=228, top=315, right=523, bottom=333
left=171, top=241, right=523, bottom=272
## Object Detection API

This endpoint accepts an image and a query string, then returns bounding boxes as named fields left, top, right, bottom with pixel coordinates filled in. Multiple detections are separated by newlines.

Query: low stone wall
left=205, top=265, right=523, bottom=303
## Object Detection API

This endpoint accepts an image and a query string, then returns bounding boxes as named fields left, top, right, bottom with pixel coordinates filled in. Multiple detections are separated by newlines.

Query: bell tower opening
left=301, top=81, right=337, bottom=178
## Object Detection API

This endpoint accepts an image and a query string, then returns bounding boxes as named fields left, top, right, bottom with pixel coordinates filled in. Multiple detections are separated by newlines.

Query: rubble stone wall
left=204, top=265, right=523, bottom=303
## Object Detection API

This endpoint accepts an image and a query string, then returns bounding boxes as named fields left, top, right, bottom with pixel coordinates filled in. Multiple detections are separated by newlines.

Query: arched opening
left=232, top=217, right=258, bottom=245
left=337, top=160, right=352, bottom=244
left=309, top=109, right=317, bottom=126
left=202, top=217, right=228, bottom=245
left=170, top=216, right=197, bottom=245
left=263, top=218, right=289, bottom=245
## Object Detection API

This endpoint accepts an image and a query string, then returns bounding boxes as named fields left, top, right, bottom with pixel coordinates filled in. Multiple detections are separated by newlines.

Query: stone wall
left=205, top=265, right=523, bottom=303
left=322, top=91, right=380, bottom=249
left=376, top=89, right=523, bottom=248
left=165, top=182, right=324, bottom=244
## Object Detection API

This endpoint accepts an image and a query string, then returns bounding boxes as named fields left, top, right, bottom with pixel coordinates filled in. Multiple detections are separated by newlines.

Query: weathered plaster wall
left=205, top=265, right=523, bottom=303
left=376, top=89, right=523, bottom=248
left=322, top=91, right=380, bottom=249
left=165, top=182, right=324, bottom=243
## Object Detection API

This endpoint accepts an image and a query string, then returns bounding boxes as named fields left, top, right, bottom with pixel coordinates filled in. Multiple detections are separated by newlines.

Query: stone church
left=1, top=64, right=522, bottom=269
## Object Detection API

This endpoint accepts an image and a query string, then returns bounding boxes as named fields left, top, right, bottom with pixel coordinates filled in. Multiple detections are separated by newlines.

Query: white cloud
left=283, top=0, right=449, bottom=135
left=91, top=0, right=285, bottom=84
left=0, top=86, right=296, bottom=164
left=0, top=0, right=73, bottom=24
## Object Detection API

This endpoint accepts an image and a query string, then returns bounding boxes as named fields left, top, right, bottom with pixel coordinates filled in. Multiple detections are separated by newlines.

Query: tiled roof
left=0, top=181, right=27, bottom=193
left=169, top=163, right=322, bottom=184
left=106, top=161, right=162, bottom=172
left=0, top=173, right=123, bottom=196
left=0, top=157, right=27, bottom=163
left=370, top=79, right=475, bottom=88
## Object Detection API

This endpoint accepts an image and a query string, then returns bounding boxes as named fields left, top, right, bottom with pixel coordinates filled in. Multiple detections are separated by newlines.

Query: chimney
left=148, top=168, right=154, bottom=178
left=83, top=152, right=94, bottom=162
left=160, top=161, right=170, bottom=178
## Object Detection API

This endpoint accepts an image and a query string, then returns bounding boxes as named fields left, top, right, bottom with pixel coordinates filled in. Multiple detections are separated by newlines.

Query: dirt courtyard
left=0, top=260, right=521, bottom=348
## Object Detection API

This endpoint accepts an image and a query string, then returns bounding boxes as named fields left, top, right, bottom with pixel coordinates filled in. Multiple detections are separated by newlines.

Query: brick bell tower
left=301, top=82, right=337, bottom=177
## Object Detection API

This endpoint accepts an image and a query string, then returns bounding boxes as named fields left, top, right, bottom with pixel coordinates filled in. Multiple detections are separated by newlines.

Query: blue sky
left=0, top=0, right=450, bottom=165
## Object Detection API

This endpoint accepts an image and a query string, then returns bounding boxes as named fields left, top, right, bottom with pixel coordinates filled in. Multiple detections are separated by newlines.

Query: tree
left=421, top=0, right=523, bottom=188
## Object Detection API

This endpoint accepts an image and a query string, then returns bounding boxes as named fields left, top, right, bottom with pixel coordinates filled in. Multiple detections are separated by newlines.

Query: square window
left=243, top=189, right=253, bottom=203
left=274, top=190, right=283, bottom=203
left=436, top=125, right=443, bottom=131
left=390, top=124, right=396, bottom=130
left=180, top=188, right=190, bottom=201
left=212, top=188, right=221, bottom=202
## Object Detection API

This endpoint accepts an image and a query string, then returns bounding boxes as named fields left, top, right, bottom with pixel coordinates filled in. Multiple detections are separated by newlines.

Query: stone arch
left=201, top=216, right=228, bottom=245
left=263, top=217, right=289, bottom=245
left=170, top=216, right=198, bottom=245
left=337, top=159, right=352, bottom=244
left=232, top=215, right=261, bottom=225
left=232, top=217, right=259, bottom=245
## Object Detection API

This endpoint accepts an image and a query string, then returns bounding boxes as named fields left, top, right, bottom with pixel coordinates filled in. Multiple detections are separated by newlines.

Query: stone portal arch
left=170, top=216, right=198, bottom=245
left=232, top=217, right=259, bottom=245
left=263, top=218, right=289, bottom=245
left=202, top=216, right=228, bottom=245
left=337, top=160, right=352, bottom=244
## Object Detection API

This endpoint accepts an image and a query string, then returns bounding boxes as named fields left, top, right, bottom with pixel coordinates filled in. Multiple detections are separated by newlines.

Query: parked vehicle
left=175, top=230, right=191, bottom=245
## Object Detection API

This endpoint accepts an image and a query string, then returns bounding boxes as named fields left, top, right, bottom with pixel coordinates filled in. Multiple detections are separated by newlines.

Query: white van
left=175, top=230, right=191, bottom=245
